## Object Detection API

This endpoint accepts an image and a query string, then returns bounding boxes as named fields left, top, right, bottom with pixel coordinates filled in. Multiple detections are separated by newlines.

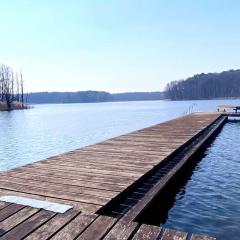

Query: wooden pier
left=0, top=113, right=226, bottom=239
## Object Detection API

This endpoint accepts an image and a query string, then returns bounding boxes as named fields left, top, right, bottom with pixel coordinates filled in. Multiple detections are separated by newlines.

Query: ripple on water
left=160, top=121, right=240, bottom=240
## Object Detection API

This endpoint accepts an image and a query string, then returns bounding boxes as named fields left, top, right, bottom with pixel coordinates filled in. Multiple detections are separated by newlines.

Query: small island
left=0, top=64, right=27, bottom=111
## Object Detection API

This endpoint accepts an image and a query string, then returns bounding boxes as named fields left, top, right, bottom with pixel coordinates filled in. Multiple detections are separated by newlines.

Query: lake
left=1, top=99, right=240, bottom=172
left=144, top=120, right=240, bottom=240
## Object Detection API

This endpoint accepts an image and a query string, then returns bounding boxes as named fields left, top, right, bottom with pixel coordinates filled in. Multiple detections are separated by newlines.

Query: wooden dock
left=0, top=113, right=225, bottom=239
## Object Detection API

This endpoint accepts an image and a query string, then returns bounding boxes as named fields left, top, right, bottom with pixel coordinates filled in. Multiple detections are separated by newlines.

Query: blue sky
left=1, top=0, right=240, bottom=92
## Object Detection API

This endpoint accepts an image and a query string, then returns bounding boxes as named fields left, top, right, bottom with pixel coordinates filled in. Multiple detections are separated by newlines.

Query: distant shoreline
left=26, top=91, right=165, bottom=104
left=25, top=90, right=240, bottom=105
left=26, top=97, right=240, bottom=106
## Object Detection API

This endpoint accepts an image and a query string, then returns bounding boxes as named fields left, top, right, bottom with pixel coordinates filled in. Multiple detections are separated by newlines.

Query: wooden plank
left=0, top=204, right=25, bottom=222
left=160, top=228, right=188, bottom=240
left=0, top=209, right=55, bottom=240
left=24, top=209, right=79, bottom=240
left=0, top=202, right=11, bottom=211
left=132, top=224, right=161, bottom=240
left=78, top=216, right=117, bottom=240
left=50, top=213, right=97, bottom=240
left=0, top=207, right=39, bottom=237
left=190, top=234, right=216, bottom=240
left=103, top=219, right=139, bottom=240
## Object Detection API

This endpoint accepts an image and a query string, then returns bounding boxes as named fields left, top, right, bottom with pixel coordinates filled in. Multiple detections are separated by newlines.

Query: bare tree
left=20, top=71, right=24, bottom=108
left=0, top=64, right=26, bottom=110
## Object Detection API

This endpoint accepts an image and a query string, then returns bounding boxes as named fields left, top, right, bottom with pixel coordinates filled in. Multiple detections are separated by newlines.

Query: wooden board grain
left=50, top=213, right=97, bottom=240
left=132, top=224, right=161, bottom=240
left=190, top=234, right=216, bottom=240
left=78, top=216, right=117, bottom=240
left=0, top=206, right=39, bottom=237
left=0, top=209, right=55, bottom=240
left=160, top=228, right=188, bottom=240
left=24, top=209, right=79, bottom=240
left=0, top=204, right=25, bottom=222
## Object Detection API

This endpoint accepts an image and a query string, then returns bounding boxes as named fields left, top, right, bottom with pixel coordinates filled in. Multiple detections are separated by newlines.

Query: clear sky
left=1, top=0, right=240, bottom=93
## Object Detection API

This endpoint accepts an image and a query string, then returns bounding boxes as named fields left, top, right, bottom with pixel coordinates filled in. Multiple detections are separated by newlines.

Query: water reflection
left=140, top=121, right=240, bottom=240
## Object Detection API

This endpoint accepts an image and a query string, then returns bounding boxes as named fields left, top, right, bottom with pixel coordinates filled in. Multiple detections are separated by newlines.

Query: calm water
left=0, top=99, right=240, bottom=172
left=154, top=121, right=240, bottom=239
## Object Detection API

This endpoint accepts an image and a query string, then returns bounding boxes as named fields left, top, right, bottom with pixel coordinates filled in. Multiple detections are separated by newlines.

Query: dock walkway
left=0, top=113, right=223, bottom=239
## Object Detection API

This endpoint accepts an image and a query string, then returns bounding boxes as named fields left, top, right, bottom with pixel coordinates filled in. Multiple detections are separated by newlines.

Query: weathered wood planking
left=0, top=113, right=221, bottom=214
left=0, top=203, right=216, bottom=239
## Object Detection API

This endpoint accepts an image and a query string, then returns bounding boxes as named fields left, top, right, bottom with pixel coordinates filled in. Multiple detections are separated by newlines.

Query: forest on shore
left=165, top=69, right=240, bottom=100
left=26, top=91, right=164, bottom=104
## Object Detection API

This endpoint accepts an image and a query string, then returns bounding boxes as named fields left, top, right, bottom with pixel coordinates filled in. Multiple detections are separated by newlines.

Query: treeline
left=0, top=64, right=25, bottom=110
left=26, top=91, right=164, bottom=104
left=165, top=69, right=240, bottom=100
